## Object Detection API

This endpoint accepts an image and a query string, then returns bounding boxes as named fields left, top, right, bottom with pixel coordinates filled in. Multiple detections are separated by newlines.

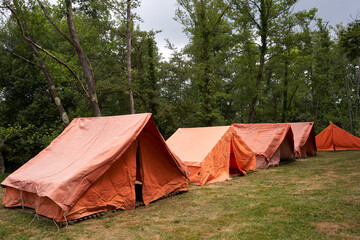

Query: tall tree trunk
left=287, top=85, right=299, bottom=110
left=23, top=21, right=69, bottom=126
left=314, top=100, right=318, bottom=122
left=281, top=58, right=289, bottom=123
left=65, top=0, right=101, bottom=117
left=329, top=80, right=345, bottom=127
left=273, top=95, right=278, bottom=122
left=30, top=43, right=70, bottom=126
left=127, top=0, right=135, bottom=114
left=5, top=4, right=71, bottom=125
left=345, top=75, right=353, bottom=133
left=248, top=39, right=266, bottom=123
left=0, top=141, right=4, bottom=175
left=310, top=63, right=317, bottom=121
left=305, top=79, right=308, bottom=114
left=249, top=0, right=267, bottom=123
left=147, top=38, right=158, bottom=115
left=200, top=2, right=212, bottom=126
left=355, top=58, right=360, bottom=133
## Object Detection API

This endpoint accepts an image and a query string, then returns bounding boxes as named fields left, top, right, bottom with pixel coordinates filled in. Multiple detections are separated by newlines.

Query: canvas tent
left=166, top=126, right=256, bottom=186
left=316, top=123, right=360, bottom=151
left=231, top=123, right=295, bottom=169
left=1, top=113, right=189, bottom=222
left=289, top=122, right=317, bottom=158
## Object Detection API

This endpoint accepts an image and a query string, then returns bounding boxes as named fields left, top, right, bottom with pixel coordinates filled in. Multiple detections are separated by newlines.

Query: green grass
left=0, top=151, right=359, bottom=239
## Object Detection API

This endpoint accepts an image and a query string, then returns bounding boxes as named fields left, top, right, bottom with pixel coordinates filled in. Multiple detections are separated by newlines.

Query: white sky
left=136, top=0, right=360, bottom=61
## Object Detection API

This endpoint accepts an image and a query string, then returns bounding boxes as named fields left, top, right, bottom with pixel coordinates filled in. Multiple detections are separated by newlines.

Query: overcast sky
left=135, top=0, right=360, bottom=60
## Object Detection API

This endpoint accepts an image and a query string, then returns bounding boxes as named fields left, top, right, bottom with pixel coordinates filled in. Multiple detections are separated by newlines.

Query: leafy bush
left=1, top=125, right=63, bottom=172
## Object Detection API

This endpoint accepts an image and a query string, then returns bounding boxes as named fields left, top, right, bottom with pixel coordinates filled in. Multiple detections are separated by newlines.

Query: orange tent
left=166, top=126, right=256, bottom=186
left=316, top=123, right=360, bottom=151
left=289, top=122, right=317, bottom=157
left=231, top=123, right=295, bottom=169
left=1, top=113, right=189, bottom=222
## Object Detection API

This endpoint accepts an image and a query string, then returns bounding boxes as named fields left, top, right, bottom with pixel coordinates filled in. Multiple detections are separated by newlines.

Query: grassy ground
left=0, top=151, right=359, bottom=240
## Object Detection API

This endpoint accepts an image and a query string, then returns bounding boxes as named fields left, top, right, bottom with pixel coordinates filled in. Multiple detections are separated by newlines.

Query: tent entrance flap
left=280, top=137, right=295, bottom=161
left=229, top=139, right=244, bottom=175
left=229, top=154, right=243, bottom=175
left=135, top=144, right=143, bottom=203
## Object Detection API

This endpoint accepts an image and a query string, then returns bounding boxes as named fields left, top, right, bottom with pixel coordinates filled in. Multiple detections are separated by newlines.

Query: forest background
left=0, top=0, right=359, bottom=174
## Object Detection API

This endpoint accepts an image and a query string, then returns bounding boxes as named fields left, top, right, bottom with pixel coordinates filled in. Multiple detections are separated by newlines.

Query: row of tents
left=2, top=113, right=360, bottom=223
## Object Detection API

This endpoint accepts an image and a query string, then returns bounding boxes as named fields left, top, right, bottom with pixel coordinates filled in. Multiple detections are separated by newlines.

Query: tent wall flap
left=197, top=131, right=231, bottom=185
left=232, top=134, right=257, bottom=173
left=289, top=122, right=317, bottom=157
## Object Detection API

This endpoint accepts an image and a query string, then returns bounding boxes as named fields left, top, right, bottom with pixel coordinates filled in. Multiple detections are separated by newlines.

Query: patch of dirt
left=203, top=183, right=227, bottom=189
left=342, top=195, right=360, bottom=204
left=85, top=223, right=107, bottom=233
left=249, top=202, right=261, bottom=208
left=337, top=232, right=360, bottom=240
left=315, top=222, right=356, bottom=234
left=268, top=207, right=288, bottom=214
left=288, top=176, right=333, bottom=194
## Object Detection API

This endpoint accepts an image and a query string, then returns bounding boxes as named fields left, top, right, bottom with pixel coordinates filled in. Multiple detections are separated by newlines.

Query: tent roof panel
left=231, top=123, right=293, bottom=160
left=166, top=126, right=230, bottom=166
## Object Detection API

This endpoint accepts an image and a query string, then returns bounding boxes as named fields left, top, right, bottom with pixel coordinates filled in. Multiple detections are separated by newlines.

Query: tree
left=1, top=2, right=70, bottom=126
left=269, top=9, right=316, bottom=122
left=231, top=0, right=297, bottom=122
left=132, top=34, right=160, bottom=115
left=0, top=133, right=4, bottom=174
left=37, top=0, right=101, bottom=116
left=339, top=19, right=360, bottom=133
left=156, top=42, right=197, bottom=137
left=126, top=0, right=135, bottom=114
left=64, top=0, right=101, bottom=116
left=176, top=0, right=231, bottom=126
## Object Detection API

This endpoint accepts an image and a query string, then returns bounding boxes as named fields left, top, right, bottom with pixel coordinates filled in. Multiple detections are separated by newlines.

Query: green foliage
left=156, top=43, right=198, bottom=137
left=339, top=20, right=360, bottom=61
left=1, top=124, right=62, bottom=172
left=0, top=173, right=10, bottom=182
left=176, top=0, right=232, bottom=126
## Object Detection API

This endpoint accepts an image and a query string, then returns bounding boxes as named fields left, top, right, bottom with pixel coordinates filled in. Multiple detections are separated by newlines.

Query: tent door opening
left=229, top=140, right=243, bottom=175
left=135, top=144, right=143, bottom=203
left=279, top=137, right=295, bottom=162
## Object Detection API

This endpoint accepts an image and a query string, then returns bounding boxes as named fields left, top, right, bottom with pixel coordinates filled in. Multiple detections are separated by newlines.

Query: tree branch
left=249, top=0, right=261, bottom=13
left=5, top=48, right=41, bottom=68
left=178, top=0, right=196, bottom=22
left=36, top=0, right=75, bottom=46
left=242, top=1, right=261, bottom=29
left=1, top=5, right=91, bottom=100
left=268, top=0, right=294, bottom=22
left=287, top=84, right=299, bottom=109
left=211, top=5, right=230, bottom=34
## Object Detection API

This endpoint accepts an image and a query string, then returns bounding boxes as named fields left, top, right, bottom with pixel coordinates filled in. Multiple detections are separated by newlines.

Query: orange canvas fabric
left=316, top=123, right=360, bottom=151
left=166, top=126, right=256, bottom=186
left=2, top=113, right=189, bottom=222
left=231, top=123, right=295, bottom=169
left=289, top=122, right=317, bottom=157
